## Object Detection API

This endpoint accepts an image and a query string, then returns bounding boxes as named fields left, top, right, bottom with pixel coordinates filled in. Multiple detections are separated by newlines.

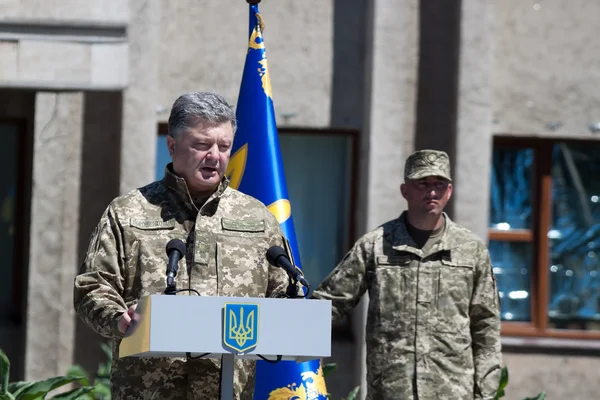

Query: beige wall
left=158, top=0, right=335, bottom=129
left=0, top=1, right=129, bottom=91
left=26, top=92, right=84, bottom=380
left=452, top=0, right=495, bottom=241
left=0, top=0, right=127, bottom=22
left=119, top=0, right=161, bottom=193
left=493, top=0, right=600, bottom=138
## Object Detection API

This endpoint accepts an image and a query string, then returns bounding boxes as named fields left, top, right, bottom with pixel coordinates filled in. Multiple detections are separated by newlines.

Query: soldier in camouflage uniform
left=311, top=150, right=502, bottom=400
left=74, top=92, right=292, bottom=400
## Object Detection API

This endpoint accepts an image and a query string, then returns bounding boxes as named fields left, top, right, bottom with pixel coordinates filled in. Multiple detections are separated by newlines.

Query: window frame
left=493, top=135, right=600, bottom=340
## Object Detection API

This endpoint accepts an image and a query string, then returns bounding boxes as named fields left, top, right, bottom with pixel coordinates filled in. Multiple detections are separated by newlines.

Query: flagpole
left=231, top=2, right=331, bottom=398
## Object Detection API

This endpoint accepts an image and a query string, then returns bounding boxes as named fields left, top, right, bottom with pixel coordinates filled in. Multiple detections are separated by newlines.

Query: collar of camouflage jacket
left=392, top=212, right=463, bottom=257
left=161, top=163, right=230, bottom=216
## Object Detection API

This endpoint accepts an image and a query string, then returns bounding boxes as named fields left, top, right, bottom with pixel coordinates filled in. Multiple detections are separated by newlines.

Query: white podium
left=119, top=294, right=332, bottom=399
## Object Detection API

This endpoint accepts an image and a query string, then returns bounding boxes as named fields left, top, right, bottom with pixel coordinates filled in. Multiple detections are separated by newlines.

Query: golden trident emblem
left=229, top=307, right=255, bottom=347
left=223, top=303, right=259, bottom=353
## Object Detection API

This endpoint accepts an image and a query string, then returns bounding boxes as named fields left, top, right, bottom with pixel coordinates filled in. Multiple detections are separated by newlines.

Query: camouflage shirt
left=311, top=212, right=502, bottom=400
left=74, top=165, right=291, bottom=400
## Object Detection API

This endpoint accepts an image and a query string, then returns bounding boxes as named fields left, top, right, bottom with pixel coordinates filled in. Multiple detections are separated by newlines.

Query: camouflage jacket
left=311, top=212, right=502, bottom=400
left=74, top=165, right=291, bottom=400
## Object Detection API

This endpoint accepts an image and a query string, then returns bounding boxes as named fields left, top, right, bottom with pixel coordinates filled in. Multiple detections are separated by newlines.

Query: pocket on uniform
left=217, top=218, right=269, bottom=296
left=434, top=258, right=474, bottom=333
left=127, top=218, right=179, bottom=253
left=221, top=217, right=266, bottom=236
left=372, top=255, right=412, bottom=334
left=125, top=218, right=186, bottom=296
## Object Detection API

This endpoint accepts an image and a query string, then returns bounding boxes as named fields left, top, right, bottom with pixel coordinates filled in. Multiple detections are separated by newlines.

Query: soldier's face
left=401, top=176, right=452, bottom=217
left=167, top=121, right=234, bottom=194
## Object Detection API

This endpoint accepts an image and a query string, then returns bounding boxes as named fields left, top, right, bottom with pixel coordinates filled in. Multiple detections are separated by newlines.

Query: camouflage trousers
left=110, top=356, right=255, bottom=400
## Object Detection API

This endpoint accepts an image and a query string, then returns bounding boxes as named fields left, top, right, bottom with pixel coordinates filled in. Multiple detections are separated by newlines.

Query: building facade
left=1, top=1, right=599, bottom=399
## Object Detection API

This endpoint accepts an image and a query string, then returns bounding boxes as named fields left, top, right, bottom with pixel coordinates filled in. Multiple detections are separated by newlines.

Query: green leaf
left=0, top=392, right=15, bottom=400
left=322, top=363, right=336, bottom=379
left=65, top=366, right=89, bottom=387
left=495, top=366, right=509, bottom=399
left=49, top=387, right=95, bottom=399
left=522, top=392, right=546, bottom=400
left=12, top=375, right=85, bottom=400
left=9, top=382, right=36, bottom=397
left=7, top=382, right=31, bottom=394
left=96, top=344, right=112, bottom=379
left=0, top=348, right=9, bottom=394
left=93, top=381, right=111, bottom=399
left=342, top=386, right=360, bottom=400
left=99, top=343, right=112, bottom=360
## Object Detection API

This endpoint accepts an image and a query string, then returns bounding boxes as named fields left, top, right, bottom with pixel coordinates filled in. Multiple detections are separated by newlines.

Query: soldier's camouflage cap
left=404, top=149, right=452, bottom=182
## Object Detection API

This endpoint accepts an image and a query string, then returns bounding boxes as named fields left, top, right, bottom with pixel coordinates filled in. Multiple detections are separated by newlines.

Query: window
left=155, top=126, right=357, bottom=314
left=490, top=137, right=600, bottom=338
left=276, top=130, right=356, bottom=293
left=0, top=119, right=28, bottom=381
left=0, top=121, right=26, bottom=325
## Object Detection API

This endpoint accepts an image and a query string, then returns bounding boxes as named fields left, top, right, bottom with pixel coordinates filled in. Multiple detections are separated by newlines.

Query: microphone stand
left=165, top=270, right=177, bottom=295
left=285, top=277, right=299, bottom=298
left=164, top=281, right=177, bottom=295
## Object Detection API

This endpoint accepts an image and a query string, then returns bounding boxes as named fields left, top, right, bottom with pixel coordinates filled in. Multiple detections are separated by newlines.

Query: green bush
left=64, top=343, right=112, bottom=400
left=0, top=347, right=94, bottom=400
left=0, top=342, right=113, bottom=400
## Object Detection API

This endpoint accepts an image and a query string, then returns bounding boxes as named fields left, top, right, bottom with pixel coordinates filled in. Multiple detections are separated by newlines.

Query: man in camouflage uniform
left=311, top=150, right=502, bottom=399
left=74, top=92, right=292, bottom=400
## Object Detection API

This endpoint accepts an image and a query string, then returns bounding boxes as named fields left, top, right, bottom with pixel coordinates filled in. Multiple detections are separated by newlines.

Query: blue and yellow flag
left=227, top=4, right=328, bottom=400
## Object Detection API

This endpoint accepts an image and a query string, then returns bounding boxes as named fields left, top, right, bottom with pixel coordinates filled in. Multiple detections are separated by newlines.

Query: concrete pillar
left=413, top=0, right=461, bottom=193
left=25, top=92, right=84, bottom=380
left=453, top=0, right=495, bottom=240
left=120, top=0, right=161, bottom=193
left=73, top=91, right=123, bottom=374
left=359, top=0, right=419, bottom=233
left=355, top=1, right=419, bottom=398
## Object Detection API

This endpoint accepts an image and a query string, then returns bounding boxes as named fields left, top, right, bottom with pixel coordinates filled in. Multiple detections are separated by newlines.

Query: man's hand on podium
left=118, top=304, right=138, bottom=334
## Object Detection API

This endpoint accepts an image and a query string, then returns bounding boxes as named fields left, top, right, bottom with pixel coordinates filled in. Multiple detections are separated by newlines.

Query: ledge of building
left=502, top=335, right=600, bottom=355
left=0, top=81, right=127, bottom=92
left=0, top=37, right=128, bottom=90
left=0, top=19, right=126, bottom=43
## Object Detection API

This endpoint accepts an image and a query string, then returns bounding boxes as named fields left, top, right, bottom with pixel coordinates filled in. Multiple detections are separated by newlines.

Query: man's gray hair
left=167, top=91, right=237, bottom=138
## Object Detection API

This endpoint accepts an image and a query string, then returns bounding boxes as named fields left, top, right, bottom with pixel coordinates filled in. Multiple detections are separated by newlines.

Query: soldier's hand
left=118, top=304, right=138, bottom=334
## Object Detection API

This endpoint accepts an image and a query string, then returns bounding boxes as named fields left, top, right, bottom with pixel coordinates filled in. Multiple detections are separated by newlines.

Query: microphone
left=266, top=246, right=309, bottom=288
left=165, top=239, right=186, bottom=293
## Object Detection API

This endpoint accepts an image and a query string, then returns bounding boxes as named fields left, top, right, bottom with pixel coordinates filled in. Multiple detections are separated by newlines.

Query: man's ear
left=400, top=183, right=408, bottom=200
left=166, top=135, right=176, bottom=156
left=446, top=183, right=453, bottom=200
